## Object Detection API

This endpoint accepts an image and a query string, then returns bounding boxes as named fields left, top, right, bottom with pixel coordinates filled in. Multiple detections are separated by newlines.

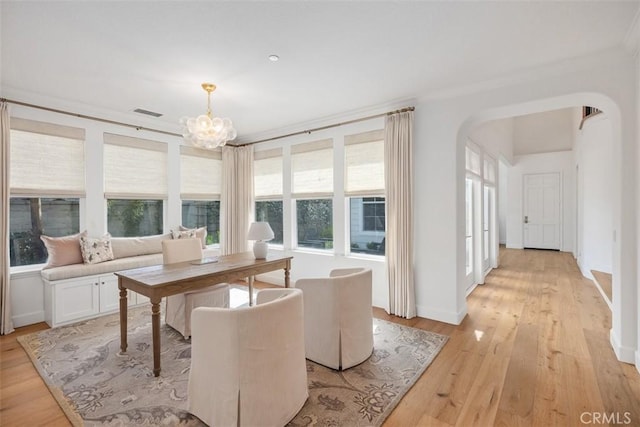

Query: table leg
left=151, top=298, right=162, bottom=377
left=119, top=279, right=128, bottom=353
left=284, top=261, right=291, bottom=288
left=248, top=276, right=254, bottom=306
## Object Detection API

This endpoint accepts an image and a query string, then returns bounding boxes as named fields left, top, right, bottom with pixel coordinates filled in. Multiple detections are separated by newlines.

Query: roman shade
left=291, top=139, right=333, bottom=198
left=345, top=129, right=384, bottom=196
left=10, top=118, right=85, bottom=197
left=104, top=133, right=167, bottom=199
left=180, top=145, right=222, bottom=200
left=254, top=148, right=283, bottom=200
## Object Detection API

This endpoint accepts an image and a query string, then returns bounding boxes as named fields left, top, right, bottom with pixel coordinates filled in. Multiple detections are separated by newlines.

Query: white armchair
left=188, top=288, right=308, bottom=427
left=295, top=268, right=374, bottom=370
left=162, top=238, right=229, bottom=338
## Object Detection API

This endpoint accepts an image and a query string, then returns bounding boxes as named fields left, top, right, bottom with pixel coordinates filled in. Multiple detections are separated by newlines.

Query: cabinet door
left=55, top=278, right=100, bottom=324
left=99, top=274, right=119, bottom=312
left=100, top=274, right=137, bottom=311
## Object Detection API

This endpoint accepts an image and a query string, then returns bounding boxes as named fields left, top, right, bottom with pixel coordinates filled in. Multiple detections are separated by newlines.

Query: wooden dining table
left=115, top=251, right=293, bottom=376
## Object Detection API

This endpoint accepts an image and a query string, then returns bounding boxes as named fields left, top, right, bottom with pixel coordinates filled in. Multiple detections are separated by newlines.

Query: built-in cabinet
left=43, top=273, right=149, bottom=327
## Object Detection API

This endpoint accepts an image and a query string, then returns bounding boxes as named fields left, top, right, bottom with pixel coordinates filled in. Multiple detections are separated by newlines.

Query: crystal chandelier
left=180, top=83, right=237, bottom=149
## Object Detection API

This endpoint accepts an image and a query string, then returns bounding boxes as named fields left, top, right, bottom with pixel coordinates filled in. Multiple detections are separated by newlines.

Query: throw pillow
left=178, top=225, right=208, bottom=248
left=171, top=229, right=197, bottom=240
left=40, top=230, right=88, bottom=269
left=79, top=233, right=114, bottom=264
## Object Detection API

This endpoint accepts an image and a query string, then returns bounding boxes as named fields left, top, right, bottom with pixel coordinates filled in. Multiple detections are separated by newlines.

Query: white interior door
left=523, top=173, right=560, bottom=250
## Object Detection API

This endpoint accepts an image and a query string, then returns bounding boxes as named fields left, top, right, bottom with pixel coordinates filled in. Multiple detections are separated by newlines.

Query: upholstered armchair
left=188, top=288, right=308, bottom=427
left=162, top=238, right=229, bottom=338
left=295, top=267, right=374, bottom=370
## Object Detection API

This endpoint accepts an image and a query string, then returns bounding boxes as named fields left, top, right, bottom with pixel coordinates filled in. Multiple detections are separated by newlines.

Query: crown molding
left=419, top=46, right=631, bottom=102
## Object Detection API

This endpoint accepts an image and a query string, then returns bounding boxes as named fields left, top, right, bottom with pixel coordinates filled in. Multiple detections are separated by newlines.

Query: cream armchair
left=295, top=267, right=374, bottom=370
left=188, top=288, right=308, bottom=427
left=162, top=238, right=229, bottom=338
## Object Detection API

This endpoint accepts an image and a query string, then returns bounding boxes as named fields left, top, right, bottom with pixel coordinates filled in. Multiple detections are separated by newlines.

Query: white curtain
left=384, top=110, right=416, bottom=319
left=221, top=145, right=254, bottom=255
left=1, top=101, right=14, bottom=334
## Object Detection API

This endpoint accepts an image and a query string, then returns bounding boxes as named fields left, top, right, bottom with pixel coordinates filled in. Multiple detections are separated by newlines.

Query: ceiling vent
left=133, top=108, right=163, bottom=118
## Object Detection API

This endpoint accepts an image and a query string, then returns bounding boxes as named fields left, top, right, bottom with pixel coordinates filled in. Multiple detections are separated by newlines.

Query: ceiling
left=1, top=1, right=638, bottom=143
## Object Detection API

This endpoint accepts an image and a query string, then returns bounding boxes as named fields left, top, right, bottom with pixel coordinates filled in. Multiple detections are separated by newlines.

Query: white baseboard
left=636, top=350, right=640, bottom=375
left=610, top=329, right=636, bottom=364
left=417, top=303, right=466, bottom=325
left=13, top=310, right=45, bottom=328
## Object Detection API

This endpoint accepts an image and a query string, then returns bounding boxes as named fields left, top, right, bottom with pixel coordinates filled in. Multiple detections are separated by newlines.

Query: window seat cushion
left=41, top=253, right=164, bottom=281
left=41, top=240, right=218, bottom=282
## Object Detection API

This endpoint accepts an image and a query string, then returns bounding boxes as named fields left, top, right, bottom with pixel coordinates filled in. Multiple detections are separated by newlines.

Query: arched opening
left=456, top=92, right=630, bottom=361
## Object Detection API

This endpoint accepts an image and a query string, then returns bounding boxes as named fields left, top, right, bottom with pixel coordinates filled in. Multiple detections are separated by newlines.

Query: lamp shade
left=247, top=222, right=275, bottom=241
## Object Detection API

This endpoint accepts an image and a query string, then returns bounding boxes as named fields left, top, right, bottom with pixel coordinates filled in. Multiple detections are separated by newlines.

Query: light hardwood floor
left=1, top=248, right=639, bottom=426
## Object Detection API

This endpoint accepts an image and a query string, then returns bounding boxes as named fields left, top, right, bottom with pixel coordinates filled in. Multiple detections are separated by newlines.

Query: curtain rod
left=235, top=106, right=415, bottom=147
left=0, top=98, right=182, bottom=138
left=1, top=97, right=414, bottom=146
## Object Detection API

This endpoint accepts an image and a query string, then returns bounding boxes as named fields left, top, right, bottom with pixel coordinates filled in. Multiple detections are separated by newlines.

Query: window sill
left=292, top=248, right=335, bottom=257
left=10, top=263, right=45, bottom=278
left=346, top=253, right=385, bottom=262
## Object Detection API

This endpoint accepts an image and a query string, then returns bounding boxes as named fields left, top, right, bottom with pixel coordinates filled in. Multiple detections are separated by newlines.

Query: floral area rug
left=18, top=305, right=448, bottom=427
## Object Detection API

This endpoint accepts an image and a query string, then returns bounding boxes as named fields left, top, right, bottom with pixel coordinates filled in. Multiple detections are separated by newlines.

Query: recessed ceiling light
left=268, top=54, right=280, bottom=62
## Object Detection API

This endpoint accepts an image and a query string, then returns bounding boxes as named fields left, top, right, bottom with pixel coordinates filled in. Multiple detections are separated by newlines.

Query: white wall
left=574, top=113, right=614, bottom=279
left=505, top=151, right=575, bottom=252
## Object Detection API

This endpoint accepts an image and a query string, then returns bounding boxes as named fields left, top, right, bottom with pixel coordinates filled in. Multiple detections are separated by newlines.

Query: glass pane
left=466, top=237, right=473, bottom=275
left=296, top=199, right=333, bottom=250
left=465, top=179, right=473, bottom=237
left=9, top=197, right=80, bottom=266
left=255, top=200, right=284, bottom=244
left=182, top=200, right=220, bottom=245
left=107, top=199, right=163, bottom=237
left=349, top=197, right=385, bottom=256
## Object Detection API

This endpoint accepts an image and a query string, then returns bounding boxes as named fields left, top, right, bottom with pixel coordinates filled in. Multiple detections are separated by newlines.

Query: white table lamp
left=247, top=222, right=275, bottom=259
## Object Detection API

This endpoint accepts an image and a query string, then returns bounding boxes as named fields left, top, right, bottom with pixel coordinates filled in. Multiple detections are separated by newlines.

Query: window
left=180, top=146, right=222, bottom=243
left=254, top=148, right=283, bottom=244
left=292, top=140, right=333, bottom=250
left=345, top=129, right=385, bottom=255
left=9, top=198, right=80, bottom=266
left=465, top=178, right=474, bottom=277
left=296, top=199, right=333, bottom=249
left=104, top=133, right=167, bottom=237
left=255, top=201, right=283, bottom=244
left=465, top=146, right=481, bottom=176
left=182, top=200, right=220, bottom=244
left=107, top=199, right=163, bottom=237
left=349, top=197, right=385, bottom=255
left=362, top=197, right=385, bottom=231
left=9, top=118, right=85, bottom=266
